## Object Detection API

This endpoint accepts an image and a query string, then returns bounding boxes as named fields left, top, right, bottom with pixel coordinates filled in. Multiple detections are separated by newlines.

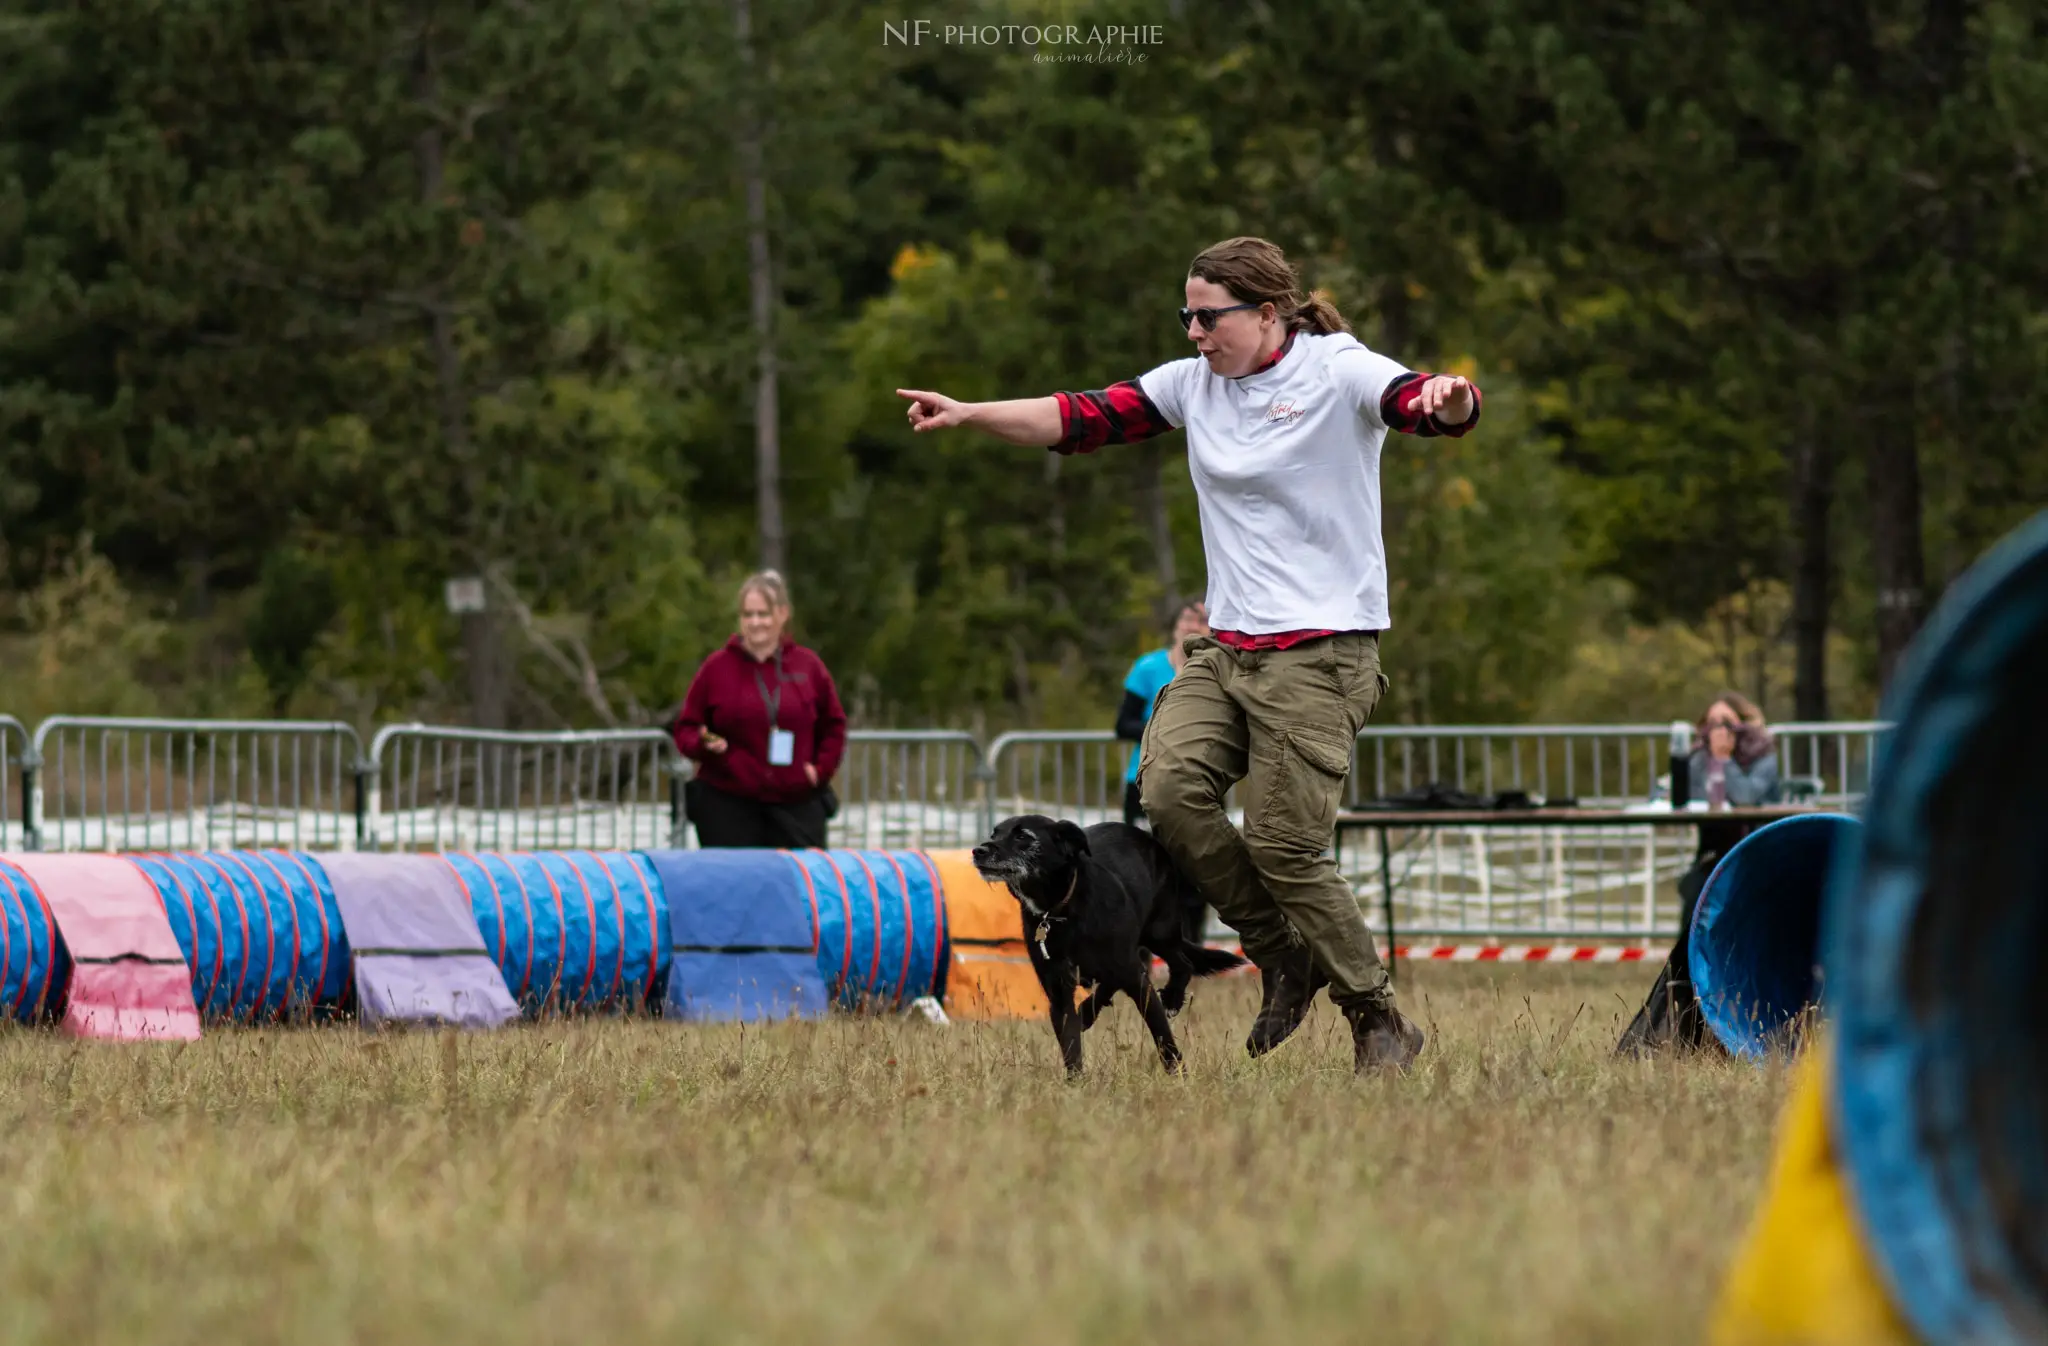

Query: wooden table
left=1332, top=806, right=1830, bottom=981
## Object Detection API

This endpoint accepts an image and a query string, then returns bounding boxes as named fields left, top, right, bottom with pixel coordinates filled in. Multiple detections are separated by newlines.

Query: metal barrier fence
left=1346, top=721, right=1889, bottom=808
left=986, top=722, right=1893, bottom=943
left=0, top=717, right=24, bottom=852
left=0, top=713, right=1895, bottom=944
left=828, top=730, right=989, bottom=850
left=982, top=729, right=1137, bottom=838
left=366, top=725, right=682, bottom=853
left=984, top=722, right=1889, bottom=815
left=26, top=717, right=364, bottom=852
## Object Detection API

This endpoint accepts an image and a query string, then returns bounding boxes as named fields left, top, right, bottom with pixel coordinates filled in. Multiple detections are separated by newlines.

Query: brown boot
left=1348, top=1000, right=1425, bottom=1073
left=1245, top=945, right=1327, bottom=1058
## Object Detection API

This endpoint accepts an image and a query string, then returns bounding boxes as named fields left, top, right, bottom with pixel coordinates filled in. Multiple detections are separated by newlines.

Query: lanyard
left=752, top=647, right=785, bottom=727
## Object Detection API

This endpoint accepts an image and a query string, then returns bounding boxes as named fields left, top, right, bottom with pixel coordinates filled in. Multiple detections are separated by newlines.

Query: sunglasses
left=1179, top=303, right=1262, bottom=332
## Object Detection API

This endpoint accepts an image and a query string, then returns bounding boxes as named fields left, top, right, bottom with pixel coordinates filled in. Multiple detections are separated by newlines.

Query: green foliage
left=0, top=0, right=2040, bottom=731
left=247, top=548, right=336, bottom=714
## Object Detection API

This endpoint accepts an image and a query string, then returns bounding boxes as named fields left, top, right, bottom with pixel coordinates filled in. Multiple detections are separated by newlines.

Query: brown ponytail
left=1187, top=236, right=1351, bottom=335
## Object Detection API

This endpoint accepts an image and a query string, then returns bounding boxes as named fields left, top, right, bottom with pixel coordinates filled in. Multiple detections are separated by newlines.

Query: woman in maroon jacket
left=671, top=571, right=848, bottom=848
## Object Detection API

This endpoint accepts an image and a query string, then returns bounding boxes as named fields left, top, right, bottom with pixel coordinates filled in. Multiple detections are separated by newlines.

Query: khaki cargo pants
left=1137, top=633, right=1392, bottom=1011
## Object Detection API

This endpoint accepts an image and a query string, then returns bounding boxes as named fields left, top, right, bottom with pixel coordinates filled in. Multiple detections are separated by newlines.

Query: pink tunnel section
left=11, top=854, right=200, bottom=1041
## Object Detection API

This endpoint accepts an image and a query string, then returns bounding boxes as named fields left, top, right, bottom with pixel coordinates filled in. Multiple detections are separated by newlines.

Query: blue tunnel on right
left=1678, top=509, right=2048, bottom=1343
left=1820, top=509, right=2048, bottom=1344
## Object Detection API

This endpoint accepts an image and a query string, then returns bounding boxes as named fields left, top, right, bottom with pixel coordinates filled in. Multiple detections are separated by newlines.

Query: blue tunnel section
left=1821, top=509, right=2048, bottom=1346
left=0, top=859, right=64, bottom=1023
left=648, top=849, right=828, bottom=1022
left=779, top=849, right=945, bottom=1010
left=130, top=851, right=350, bottom=1019
left=446, top=851, right=667, bottom=1014
left=1687, top=813, right=1860, bottom=1059
left=790, top=848, right=871, bottom=1008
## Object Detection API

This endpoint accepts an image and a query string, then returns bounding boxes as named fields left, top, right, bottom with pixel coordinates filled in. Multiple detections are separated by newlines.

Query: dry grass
left=0, top=966, right=1787, bottom=1346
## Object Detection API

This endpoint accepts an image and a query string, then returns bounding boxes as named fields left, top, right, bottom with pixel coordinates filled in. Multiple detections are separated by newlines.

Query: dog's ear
left=1055, top=820, right=1091, bottom=856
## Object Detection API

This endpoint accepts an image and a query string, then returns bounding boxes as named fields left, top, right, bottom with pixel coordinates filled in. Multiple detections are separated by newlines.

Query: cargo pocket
left=1254, top=724, right=1355, bottom=851
left=1353, top=667, right=1391, bottom=730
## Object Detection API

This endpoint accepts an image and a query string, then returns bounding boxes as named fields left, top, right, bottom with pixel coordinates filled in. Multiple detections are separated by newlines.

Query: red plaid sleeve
left=1052, top=380, right=1174, bottom=455
left=1381, top=372, right=1483, bottom=437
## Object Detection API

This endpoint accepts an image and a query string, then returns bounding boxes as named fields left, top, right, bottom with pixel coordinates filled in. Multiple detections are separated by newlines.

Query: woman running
left=896, top=235, right=1480, bottom=1072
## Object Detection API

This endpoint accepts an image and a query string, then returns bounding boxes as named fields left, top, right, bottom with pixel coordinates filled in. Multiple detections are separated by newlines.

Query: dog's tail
left=1186, top=944, right=1249, bottom=977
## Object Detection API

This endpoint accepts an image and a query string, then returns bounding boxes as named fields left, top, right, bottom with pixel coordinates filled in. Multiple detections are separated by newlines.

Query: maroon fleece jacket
left=671, top=635, right=847, bottom=804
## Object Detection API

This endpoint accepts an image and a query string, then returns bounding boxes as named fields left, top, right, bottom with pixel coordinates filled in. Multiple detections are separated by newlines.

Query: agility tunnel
left=923, top=849, right=1046, bottom=1020
left=1686, top=812, right=1861, bottom=1058
left=1619, top=812, right=1861, bottom=1058
left=1712, top=509, right=2048, bottom=1345
left=0, top=844, right=968, bottom=1032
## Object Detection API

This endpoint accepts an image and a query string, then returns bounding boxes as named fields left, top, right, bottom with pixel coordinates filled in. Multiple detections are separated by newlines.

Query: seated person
left=1620, top=691, right=1783, bottom=1056
left=1689, top=692, right=1782, bottom=807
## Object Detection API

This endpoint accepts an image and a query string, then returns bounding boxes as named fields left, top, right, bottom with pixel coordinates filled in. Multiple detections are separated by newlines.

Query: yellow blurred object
left=889, top=242, right=938, bottom=282
left=1711, top=1041, right=1916, bottom=1346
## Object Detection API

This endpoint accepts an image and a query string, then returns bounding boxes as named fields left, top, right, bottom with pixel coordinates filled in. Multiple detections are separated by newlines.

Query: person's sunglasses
left=1179, top=303, right=1261, bottom=332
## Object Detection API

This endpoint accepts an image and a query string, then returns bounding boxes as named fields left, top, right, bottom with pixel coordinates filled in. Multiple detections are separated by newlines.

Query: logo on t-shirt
left=1264, top=399, right=1307, bottom=426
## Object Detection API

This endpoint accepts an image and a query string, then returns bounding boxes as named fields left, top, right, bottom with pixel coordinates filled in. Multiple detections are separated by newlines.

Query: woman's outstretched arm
left=897, top=389, right=1062, bottom=446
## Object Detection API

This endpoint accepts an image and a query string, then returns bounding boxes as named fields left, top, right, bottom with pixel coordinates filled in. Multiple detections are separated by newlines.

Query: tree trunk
left=734, top=0, right=782, bottom=574
left=461, top=607, right=510, bottom=735
left=1789, top=433, right=1835, bottom=720
left=414, top=13, right=504, bottom=729
left=1134, top=442, right=1179, bottom=621
left=1864, top=397, right=1927, bottom=692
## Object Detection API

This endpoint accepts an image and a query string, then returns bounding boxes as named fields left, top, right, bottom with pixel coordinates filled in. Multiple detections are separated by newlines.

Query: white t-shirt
left=1136, top=331, right=1411, bottom=634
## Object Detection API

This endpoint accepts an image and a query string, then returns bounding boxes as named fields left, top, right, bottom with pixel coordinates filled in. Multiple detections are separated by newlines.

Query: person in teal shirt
left=1116, top=599, right=1211, bottom=828
left=1116, top=599, right=1210, bottom=944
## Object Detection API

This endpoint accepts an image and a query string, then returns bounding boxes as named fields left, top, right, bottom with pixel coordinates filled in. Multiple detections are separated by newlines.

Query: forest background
left=1, top=0, right=2041, bottom=736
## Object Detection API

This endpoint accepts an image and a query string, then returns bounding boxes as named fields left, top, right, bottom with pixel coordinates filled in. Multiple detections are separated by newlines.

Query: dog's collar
left=1033, top=870, right=1080, bottom=957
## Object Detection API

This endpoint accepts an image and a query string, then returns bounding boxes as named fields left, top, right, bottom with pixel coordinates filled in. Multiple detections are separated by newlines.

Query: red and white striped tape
left=1191, top=942, right=1657, bottom=966
left=1391, top=945, right=1654, bottom=963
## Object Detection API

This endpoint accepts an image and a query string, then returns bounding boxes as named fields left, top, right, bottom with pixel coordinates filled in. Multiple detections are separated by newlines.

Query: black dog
left=971, top=814, right=1246, bottom=1075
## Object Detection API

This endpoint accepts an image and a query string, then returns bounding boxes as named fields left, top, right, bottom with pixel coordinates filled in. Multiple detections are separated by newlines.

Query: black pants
left=687, top=779, right=829, bottom=850
left=1125, top=780, right=1208, bottom=945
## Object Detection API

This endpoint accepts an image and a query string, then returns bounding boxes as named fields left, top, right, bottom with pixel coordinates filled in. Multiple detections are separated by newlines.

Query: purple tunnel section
left=319, top=853, right=521, bottom=1031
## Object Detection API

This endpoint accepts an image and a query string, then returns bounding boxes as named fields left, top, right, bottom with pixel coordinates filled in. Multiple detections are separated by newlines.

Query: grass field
left=0, top=965, right=1788, bottom=1346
